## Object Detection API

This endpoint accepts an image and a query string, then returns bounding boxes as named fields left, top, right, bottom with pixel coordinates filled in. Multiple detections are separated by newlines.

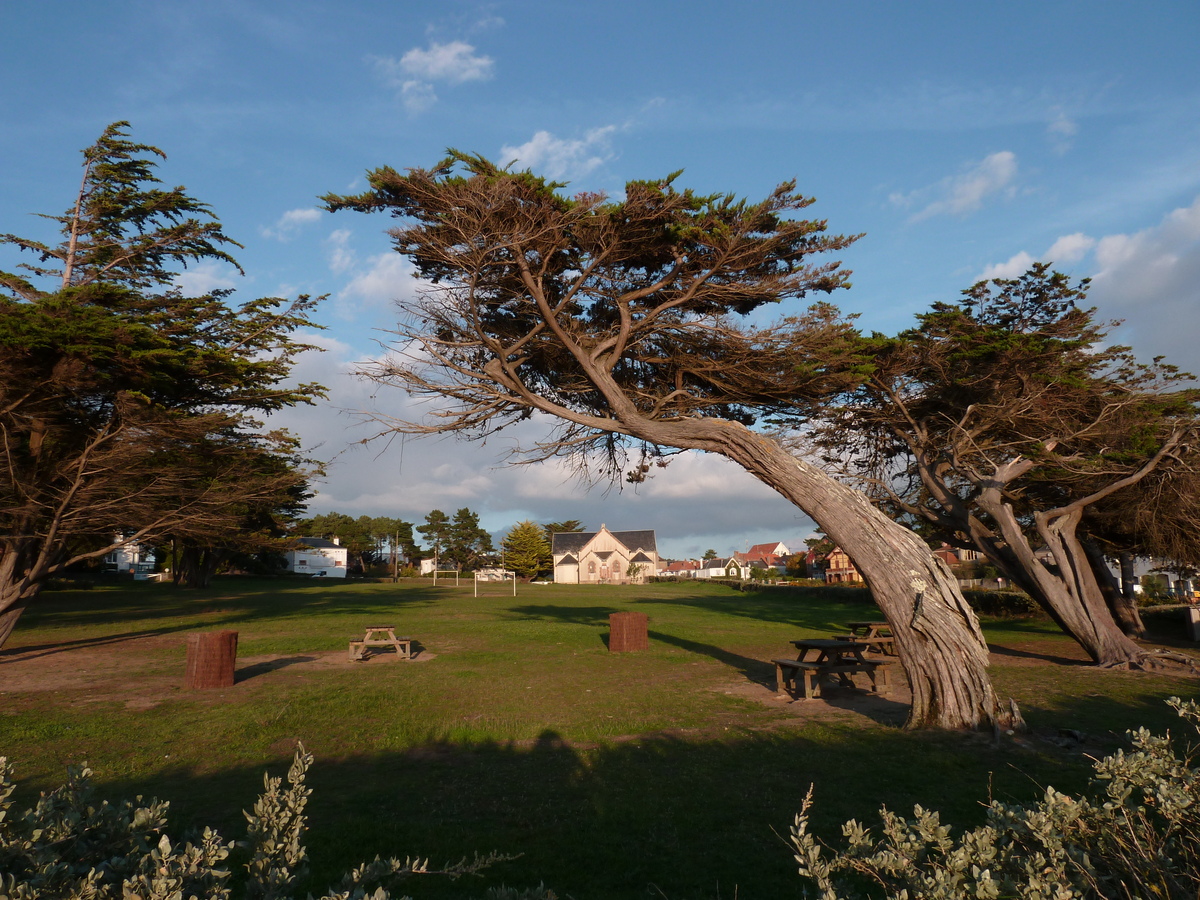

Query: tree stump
left=609, top=612, right=649, bottom=652
left=185, top=630, right=238, bottom=689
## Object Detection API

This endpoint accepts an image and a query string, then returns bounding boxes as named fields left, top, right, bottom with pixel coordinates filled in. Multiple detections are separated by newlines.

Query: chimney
left=332, top=536, right=340, bottom=546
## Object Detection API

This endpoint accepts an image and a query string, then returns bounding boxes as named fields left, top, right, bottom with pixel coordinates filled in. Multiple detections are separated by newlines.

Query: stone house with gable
left=551, top=525, right=658, bottom=584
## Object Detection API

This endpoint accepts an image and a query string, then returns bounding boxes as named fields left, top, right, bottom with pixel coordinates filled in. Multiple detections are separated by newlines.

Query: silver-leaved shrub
left=792, top=697, right=1200, bottom=899
left=0, top=745, right=552, bottom=900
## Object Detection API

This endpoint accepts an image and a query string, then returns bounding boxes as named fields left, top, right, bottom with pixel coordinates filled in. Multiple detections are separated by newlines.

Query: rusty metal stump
left=608, top=611, right=649, bottom=652
left=185, top=630, right=238, bottom=689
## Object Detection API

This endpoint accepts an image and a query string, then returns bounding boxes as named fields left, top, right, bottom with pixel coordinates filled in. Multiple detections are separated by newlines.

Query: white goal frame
left=474, top=569, right=517, bottom=597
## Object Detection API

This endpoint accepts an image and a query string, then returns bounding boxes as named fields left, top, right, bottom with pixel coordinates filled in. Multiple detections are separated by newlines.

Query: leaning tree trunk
left=976, top=493, right=1148, bottom=666
left=0, top=539, right=48, bottom=651
left=1082, top=539, right=1146, bottom=639
left=637, top=420, right=1016, bottom=731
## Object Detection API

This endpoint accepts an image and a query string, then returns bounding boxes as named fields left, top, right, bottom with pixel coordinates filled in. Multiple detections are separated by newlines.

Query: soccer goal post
left=432, top=567, right=460, bottom=586
left=474, top=569, right=517, bottom=597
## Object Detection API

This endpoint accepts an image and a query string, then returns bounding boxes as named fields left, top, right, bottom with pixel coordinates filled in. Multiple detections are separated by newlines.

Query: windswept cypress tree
left=0, top=123, right=323, bottom=645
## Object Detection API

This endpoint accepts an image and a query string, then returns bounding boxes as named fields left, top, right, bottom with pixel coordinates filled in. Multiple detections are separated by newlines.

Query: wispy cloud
left=1047, top=111, right=1078, bottom=155
left=260, top=207, right=322, bottom=241
left=500, top=126, right=617, bottom=181
left=370, top=40, right=494, bottom=113
left=892, top=151, right=1018, bottom=222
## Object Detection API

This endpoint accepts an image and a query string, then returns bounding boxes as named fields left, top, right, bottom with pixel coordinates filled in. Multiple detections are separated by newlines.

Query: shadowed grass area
left=1, top=577, right=1197, bottom=898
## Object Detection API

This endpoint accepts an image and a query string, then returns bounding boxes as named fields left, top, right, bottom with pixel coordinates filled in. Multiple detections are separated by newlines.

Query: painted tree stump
left=609, top=611, right=649, bottom=652
left=185, top=630, right=238, bottom=689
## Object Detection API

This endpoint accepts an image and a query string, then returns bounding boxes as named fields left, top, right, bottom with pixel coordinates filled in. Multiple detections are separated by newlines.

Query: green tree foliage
left=0, top=123, right=322, bottom=643
left=819, top=264, right=1200, bottom=666
left=445, top=507, right=494, bottom=570
left=417, top=509, right=451, bottom=565
left=367, top=516, right=419, bottom=579
left=701, top=549, right=718, bottom=561
left=501, top=520, right=552, bottom=578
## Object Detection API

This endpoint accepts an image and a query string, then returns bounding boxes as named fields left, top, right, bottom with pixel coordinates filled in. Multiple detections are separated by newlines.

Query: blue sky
left=4, top=1, right=1199, bottom=558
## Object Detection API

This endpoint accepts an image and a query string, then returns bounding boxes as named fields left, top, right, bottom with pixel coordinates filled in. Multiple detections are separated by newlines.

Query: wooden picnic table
left=835, top=621, right=896, bottom=656
left=349, top=625, right=413, bottom=661
left=772, top=638, right=894, bottom=700
left=845, top=621, right=891, bottom=639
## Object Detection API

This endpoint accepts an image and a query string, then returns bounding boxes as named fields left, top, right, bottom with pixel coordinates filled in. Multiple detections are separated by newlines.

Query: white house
left=694, top=556, right=750, bottom=580
left=104, top=536, right=157, bottom=580
left=286, top=537, right=349, bottom=578
left=552, top=525, right=658, bottom=584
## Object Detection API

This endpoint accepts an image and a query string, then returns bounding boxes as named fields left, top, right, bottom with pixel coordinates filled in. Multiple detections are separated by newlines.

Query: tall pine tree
left=0, top=123, right=322, bottom=644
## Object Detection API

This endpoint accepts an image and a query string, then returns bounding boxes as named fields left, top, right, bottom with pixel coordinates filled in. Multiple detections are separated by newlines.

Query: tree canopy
left=325, top=151, right=1015, bottom=730
left=501, top=520, right=552, bottom=579
left=815, top=264, right=1200, bottom=666
left=0, top=123, right=322, bottom=644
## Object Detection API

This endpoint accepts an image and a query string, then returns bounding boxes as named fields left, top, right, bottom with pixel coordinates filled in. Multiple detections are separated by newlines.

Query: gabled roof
left=557, top=552, right=578, bottom=565
left=630, top=551, right=653, bottom=563
left=297, top=537, right=343, bottom=550
left=552, top=528, right=658, bottom=555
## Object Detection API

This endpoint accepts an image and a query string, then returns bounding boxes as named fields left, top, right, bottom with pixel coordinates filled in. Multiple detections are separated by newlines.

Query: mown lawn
left=1, top=577, right=1196, bottom=898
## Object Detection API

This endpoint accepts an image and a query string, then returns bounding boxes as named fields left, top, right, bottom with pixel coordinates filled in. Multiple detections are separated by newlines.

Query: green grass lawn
left=1, top=577, right=1196, bottom=899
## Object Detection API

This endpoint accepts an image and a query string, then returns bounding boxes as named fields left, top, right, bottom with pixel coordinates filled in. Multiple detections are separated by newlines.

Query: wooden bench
left=773, top=657, right=896, bottom=700
left=349, top=625, right=413, bottom=661
left=833, top=633, right=897, bottom=656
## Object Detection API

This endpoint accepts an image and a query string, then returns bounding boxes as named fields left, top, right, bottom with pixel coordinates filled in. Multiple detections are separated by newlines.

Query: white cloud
left=977, top=232, right=1097, bottom=281
left=260, top=207, right=322, bottom=241
left=369, top=40, right=493, bottom=113
left=1089, top=193, right=1200, bottom=370
left=979, top=251, right=1035, bottom=281
left=1045, top=232, right=1096, bottom=265
left=500, top=126, right=617, bottom=181
left=894, top=151, right=1018, bottom=222
left=172, top=261, right=239, bottom=295
left=338, top=252, right=421, bottom=309
left=267, top=338, right=817, bottom=558
left=400, top=40, right=493, bottom=83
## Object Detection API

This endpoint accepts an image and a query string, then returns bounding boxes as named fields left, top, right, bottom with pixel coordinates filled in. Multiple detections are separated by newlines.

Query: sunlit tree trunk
left=636, top=419, right=1015, bottom=731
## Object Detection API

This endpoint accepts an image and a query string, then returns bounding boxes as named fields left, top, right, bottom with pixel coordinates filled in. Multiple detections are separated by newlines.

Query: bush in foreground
left=0, top=746, right=551, bottom=899
left=792, top=698, right=1200, bottom=898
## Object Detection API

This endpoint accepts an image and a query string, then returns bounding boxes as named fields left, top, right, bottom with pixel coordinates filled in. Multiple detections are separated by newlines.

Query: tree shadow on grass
left=54, top=687, right=1195, bottom=900
left=0, top=623, right=202, bottom=661
left=236, top=656, right=318, bottom=682
left=504, top=604, right=617, bottom=628
left=18, top=578, right=449, bottom=632
left=988, top=643, right=1090, bottom=666
left=647, top=629, right=774, bottom=686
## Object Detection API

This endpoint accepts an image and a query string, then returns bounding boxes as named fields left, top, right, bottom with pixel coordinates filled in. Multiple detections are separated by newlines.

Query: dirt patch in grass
left=0, top=634, right=433, bottom=711
left=1, top=623, right=1194, bottom=732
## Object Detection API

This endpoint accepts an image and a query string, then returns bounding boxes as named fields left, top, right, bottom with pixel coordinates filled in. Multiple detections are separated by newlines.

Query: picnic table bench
left=349, top=625, right=413, bottom=661
left=834, top=621, right=896, bottom=656
left=773, top=638, right=896, bottom=700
